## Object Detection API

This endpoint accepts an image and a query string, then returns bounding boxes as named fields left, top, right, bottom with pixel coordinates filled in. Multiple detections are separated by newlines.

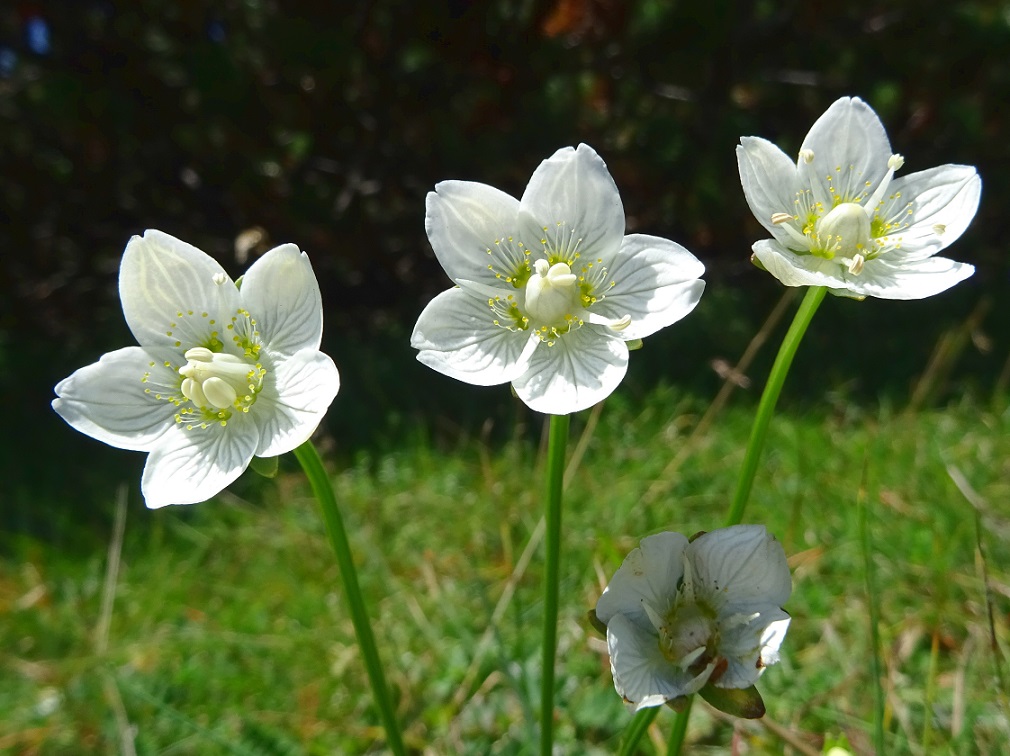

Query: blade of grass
left=96, top=485, right=137, bottom=756
left=857, top=455, right=886, bottom=754
left=923, top=629, right=940, bottom=750
left=293, top=440, right=405, bottom=756
left=945, top=463, right=1009, bottom=698
left=540, top=413, right=570, bottom=756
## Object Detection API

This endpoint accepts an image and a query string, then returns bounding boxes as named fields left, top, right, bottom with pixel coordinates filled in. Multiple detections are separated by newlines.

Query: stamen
left=863, top=153, right=904, bottom=215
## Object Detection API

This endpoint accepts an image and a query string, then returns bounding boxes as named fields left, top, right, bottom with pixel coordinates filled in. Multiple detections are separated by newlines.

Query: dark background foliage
left=2, top=0, right=1007, bottom=532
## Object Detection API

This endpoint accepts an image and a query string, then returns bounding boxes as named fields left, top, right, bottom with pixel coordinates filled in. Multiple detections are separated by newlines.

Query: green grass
left=2, top=389, right=1009, bottom=754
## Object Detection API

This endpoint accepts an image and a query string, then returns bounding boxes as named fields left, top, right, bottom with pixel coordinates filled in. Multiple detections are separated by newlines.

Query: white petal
left=688, top=525, right=792, bottom=609
left=425, top=181, right=523, bottom=284
left=800, top=97, right=892, bottom=208
left=119, top=230, right=240, bottom=349
left=240, top=244, right=324, bottom=354
left=887, top=165, right=981, bottom=258
left=517, top=144, right=625, bottom=266
left=596, top=532, right=689, bottom=631
left=52, top=346, right=179, bottom=451
left=752, top=239, right=848, bottom=290
left=846, top=256, right=975, bottom=300
left=511, top=326, right=628, bottom=414
left=737, top=136, right=802, bottom=247
left=141, top=418, right=259, bottom=508
left=606, top=614, right=707, bottom=709
left=717, top=609, right=791, bottom=688
left=253, top=349, right=340, bottom=457
left=412, top=286, right=538, bottom=386
left=590, top=235, right=706, bottom=340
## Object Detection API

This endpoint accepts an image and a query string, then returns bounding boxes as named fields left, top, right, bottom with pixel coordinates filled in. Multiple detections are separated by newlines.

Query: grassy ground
left=2, top=388, right=1008, bottom=754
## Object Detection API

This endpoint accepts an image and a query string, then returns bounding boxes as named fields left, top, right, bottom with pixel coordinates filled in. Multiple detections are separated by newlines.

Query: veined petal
left=717, top=609, right=791, bottom=689
left=596, top=532, right=689, bottom=632
left=253, top=349, right=340, bottom=457
left=425, top=181, right=523, bottom=284
left=518, top=144, right=625, bottom=266
left=511, top=326, right=628, bottom=414
left=120, top=230, right=240, bottom=349
left=240, top=244, right=324, bottom=354
left=737, top=136, right=802, bottom=246
left=688, top=525, right=792, bottom=609
left=844, top=256, right=975, bottom=300
left=142, top=418, right=259, bottom=508
left=607, top=614, right=711, bottom=709
left=52, top=346, right=179, bottom=452
left=888, top=165, right=981, bottom=258
left=751, top=239, right=849, bottom=290
left=411, top=286, right=538, bottom=386
left=590, top=235, right=706, bottom=340
left=800, top=97, right=892, bottom=208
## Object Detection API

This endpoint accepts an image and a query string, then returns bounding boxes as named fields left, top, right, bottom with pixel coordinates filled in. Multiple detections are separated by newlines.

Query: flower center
left=179, top=347, right=265, bottom=412
left=525, top=259, right=581, bottom=327
left=813, top=202, right=871, bottom=260
left=776, top=152, right=910, bottom=275
left=658, top=602, right=718, bottom=671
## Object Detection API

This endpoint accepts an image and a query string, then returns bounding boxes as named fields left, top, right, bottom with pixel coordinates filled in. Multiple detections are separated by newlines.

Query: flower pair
left=414, top=98, right=981, bottom=414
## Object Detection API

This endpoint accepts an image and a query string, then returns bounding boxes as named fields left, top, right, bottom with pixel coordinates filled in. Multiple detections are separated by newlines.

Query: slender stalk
left=666, top=697, right=693, bottom=754
left=293, top=440, right=405, bottom=756
left=724, top=285, right=826, bottom=527
left=540, top=413, right=570, bottom=756
left=618, top=708, right=656, bottom=756
left=857, top=460, right=886, bottom=755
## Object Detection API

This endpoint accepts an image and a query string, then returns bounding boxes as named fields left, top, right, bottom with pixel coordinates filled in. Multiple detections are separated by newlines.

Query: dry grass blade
left=643, top=289, right=795, bottom=506
left=945, top=463, right=1009, bottom=698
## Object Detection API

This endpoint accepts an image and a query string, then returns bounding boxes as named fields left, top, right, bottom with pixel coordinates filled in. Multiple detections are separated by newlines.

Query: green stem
left=293, top=440, right=405, bottom=756
left=540, top=413, right=570, bottom=756
left=617, top=286, right=826, bottom=756
left=724, top=285, right=826, bottom=527
left=618, top=708, right=657, bottom=756
left=666, top=697, right=693, bottom=754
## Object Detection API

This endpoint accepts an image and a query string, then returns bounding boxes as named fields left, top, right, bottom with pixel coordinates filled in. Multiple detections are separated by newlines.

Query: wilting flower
left=737, top=96, right=981, bottom=299
left=411, top=144, right=705, bottom=415
left=594, top=525, right=791, bottom=713
left=53, top=230, right=340, bottom=508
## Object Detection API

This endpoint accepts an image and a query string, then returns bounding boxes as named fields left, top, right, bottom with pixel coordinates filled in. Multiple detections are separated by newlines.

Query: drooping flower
left=594, top=525, right=791, bottom=713
left=737, top=96, right=981, bottom=300
left=53, top=230, right=340, bottom=508
left=411, top=144, right=705, bottom=415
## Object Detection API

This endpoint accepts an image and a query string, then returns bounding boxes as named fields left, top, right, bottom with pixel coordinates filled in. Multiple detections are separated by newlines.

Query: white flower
left=52, top=230, right=340, bottom=508
left=737, top=96, right=981, bottom=300
left=595, top=525, right=791, bottom=711
left=411, top=144, right=705, bottom=415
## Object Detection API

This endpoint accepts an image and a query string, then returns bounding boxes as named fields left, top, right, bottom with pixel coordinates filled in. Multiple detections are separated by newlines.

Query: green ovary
left=179, top=347, right=265, bottom=412
left=811, top=202, right=872, bottom=259
left=659, top=602, right=717, bottom=669
left=524, top=260, right=582, bottom=330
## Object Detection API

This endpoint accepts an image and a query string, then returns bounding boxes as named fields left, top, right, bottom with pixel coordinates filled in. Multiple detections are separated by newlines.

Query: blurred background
left=2, top=0, right=1007, bottom=530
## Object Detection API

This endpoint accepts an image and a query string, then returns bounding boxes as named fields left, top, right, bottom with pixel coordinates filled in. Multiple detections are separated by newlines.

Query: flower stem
left=540, top=413, right=570, bottom=756
left=293, top=440, right=405, bottom=756
left=724, top=285, right=826, bottom=527
left=618, top=708, right=656, bottom=756
left=666, top=697, right=693, bottom=754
